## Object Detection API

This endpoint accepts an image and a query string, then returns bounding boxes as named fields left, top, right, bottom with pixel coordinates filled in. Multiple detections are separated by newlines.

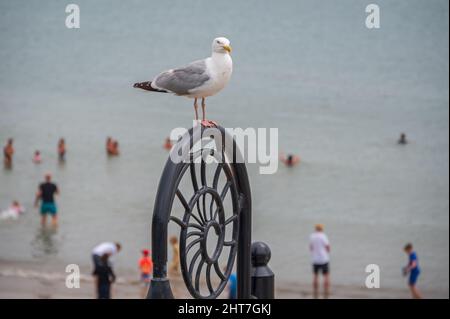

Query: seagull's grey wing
left=153, top=60, right=210, bottom=95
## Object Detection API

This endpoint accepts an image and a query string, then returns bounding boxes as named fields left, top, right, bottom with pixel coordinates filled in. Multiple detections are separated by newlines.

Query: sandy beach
left=1, top=259, right=446, bottom=299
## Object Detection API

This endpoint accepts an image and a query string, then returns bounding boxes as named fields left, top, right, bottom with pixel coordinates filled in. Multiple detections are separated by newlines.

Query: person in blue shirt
left=228, top=272, right=237, bottom=299
left=403, top=243, right=422, bottom=299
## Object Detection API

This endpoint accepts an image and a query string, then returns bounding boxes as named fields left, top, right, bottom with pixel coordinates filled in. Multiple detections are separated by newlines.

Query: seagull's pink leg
left=194, top=98, right=199, bottom=121
left=200, top=98, right=217, bottom=127
left=201, top=98, right=206, bottom=121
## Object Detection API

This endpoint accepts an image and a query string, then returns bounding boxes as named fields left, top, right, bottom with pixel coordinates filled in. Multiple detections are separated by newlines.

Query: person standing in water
left=34, top=173, right=59, bottom=227
left=309, top=224, right=331, bottom=298
left=111, top=141, right=120, bottom=155
left=3, top=138, right=14, bottom=168
left=58, top=138, right=66, bottom=162
left=398, top=133, right=408, bottom=145
left=403, top=243, right=422, bottom=299
left=106, top=137, right=120, bottom=156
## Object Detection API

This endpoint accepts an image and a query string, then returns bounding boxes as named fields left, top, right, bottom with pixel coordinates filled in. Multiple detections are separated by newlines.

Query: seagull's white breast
left=187, top=53, right=232, bottom=98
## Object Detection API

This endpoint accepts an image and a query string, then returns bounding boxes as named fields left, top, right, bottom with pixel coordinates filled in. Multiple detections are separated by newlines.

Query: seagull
left=133, top=37, right=232, bottom=127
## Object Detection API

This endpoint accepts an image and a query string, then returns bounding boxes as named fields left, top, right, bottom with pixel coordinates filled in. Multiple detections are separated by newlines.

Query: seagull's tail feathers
left=133, top=81, right=168, bottom=93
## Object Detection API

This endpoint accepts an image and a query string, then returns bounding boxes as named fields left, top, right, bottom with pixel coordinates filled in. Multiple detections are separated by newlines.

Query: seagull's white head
left=212, top=37, right=232, bottom=54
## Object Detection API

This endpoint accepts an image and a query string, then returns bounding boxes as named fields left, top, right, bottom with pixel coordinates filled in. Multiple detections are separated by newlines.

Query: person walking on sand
left=403, top=243, right=422, bottom=299
left=3, top=138, right=14, bottom=168
left=34, top=173, right=59, bottom=227
left=169, top=236, right=180, bottom=275
left=309, top=224, right=330, bottom=298
left=92, top=242, right=121, bottom=298
left=138, top=249, right=153, bottom=298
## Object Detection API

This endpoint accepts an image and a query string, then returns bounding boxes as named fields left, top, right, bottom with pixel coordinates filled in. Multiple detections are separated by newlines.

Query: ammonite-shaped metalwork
left=148, top=126, right=252, bottom=300
left=169, top=149, right=240, bottom=299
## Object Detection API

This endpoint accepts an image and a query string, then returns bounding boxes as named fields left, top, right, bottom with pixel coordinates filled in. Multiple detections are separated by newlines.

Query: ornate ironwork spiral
left=148, top=125, right=252, bottom=300
left=169, top=144, right=240, bottom=299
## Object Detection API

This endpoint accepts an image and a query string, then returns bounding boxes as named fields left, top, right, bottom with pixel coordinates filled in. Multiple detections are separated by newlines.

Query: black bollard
left=251, top=242, right=274, bottom=299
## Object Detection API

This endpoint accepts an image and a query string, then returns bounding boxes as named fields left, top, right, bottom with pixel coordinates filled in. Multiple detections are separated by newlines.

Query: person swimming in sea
left=106, top=137, right=113, bottom=153
left=106, top=137, right=120, bottom=156
left=0, top=200, right=25, bottom=220
left=280, top=152, right=300, bottom=167
left=33, top=150, right=42, bottom=164
left=111, top=141, right=120, bottom=155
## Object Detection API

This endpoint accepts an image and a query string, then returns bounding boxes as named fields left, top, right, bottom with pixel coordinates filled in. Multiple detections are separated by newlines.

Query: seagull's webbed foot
left=201, top=120, right=218, bottom=128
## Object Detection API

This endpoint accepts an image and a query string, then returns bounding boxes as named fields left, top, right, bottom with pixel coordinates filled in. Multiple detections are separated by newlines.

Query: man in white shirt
left=92, top=242, right=121, bottom=298
left=92, top=242, right=121, bottom=257
left=92, top=242, right=121, bottom=269
left=309, top=224, right=330, bottom=298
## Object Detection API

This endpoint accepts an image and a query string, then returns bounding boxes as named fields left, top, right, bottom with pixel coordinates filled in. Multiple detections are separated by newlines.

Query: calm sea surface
left=0, top=0, right=448, bottom=296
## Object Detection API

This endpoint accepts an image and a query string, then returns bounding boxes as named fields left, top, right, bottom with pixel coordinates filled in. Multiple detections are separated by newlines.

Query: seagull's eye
left=216, top=40, right=220, bottom=44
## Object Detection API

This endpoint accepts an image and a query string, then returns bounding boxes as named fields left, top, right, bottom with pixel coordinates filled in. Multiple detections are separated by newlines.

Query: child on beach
left=138, top=249, right=153, bottom=297
left=169, top=236, right=180, bottom=275
left=228, top=272, right=237, bottom=299
left=403, top=243, right=422, bottom=299
left=93, top=254, right=116, bottom=299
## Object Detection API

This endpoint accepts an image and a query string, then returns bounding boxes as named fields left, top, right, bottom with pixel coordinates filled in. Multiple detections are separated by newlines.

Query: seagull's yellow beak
left=223, top=45, right=232, bottom=54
